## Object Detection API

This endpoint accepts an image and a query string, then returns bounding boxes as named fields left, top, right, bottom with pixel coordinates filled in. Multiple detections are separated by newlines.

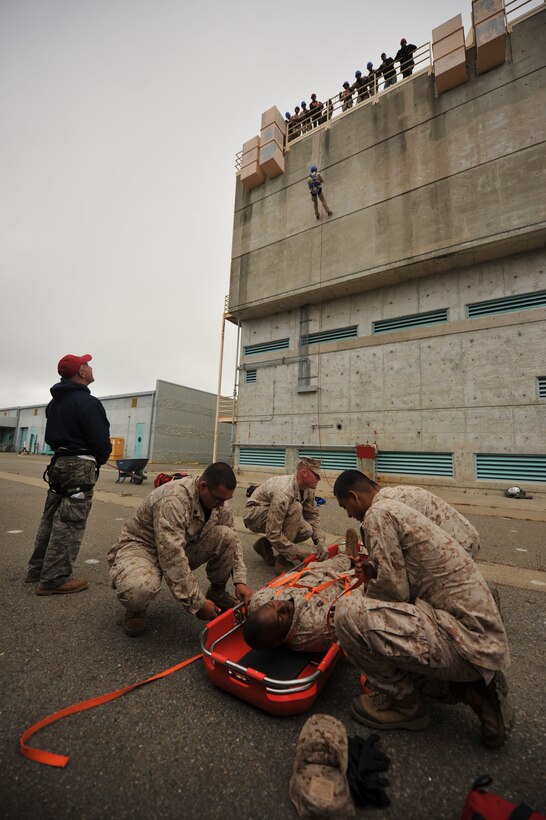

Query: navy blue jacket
left=45, top=380, right=112, bottom=465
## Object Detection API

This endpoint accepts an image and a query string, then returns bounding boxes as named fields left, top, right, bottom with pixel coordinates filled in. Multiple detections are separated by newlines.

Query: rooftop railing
left=235, top=42, right=431, bottom=171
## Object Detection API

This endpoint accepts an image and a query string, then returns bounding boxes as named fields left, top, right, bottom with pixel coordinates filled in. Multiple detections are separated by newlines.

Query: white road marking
left=84, top=559, right=100, bottom=564
left=7, top=529, right=23, bottom=534
left=530, top=580, right=546, bottom=586
left=516, top=548, right=528, bottom=552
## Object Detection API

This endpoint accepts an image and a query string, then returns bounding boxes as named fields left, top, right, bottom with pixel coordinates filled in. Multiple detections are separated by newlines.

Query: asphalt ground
left=1, top=456, right=545, bottom=819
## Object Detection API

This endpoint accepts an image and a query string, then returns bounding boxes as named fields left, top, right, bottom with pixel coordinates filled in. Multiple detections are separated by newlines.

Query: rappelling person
left=307, top=165, right=333, bottom=220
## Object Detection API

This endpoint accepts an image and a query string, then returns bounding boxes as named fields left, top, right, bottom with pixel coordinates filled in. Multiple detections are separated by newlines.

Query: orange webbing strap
left=20, top=653, right=202, bottom=768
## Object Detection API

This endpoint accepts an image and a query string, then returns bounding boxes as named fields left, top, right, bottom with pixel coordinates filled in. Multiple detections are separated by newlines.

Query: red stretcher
left=200, top=544, right=343, bottom=716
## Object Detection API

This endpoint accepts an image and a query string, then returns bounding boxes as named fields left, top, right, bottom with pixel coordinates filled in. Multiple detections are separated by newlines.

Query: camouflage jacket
left=362, top=496, right=509, bottom=673
left=375, top=486, right=480, bottom=558
left=244, top=473, right=325, bottom=552
left=108, top=476, right=247, bottom=612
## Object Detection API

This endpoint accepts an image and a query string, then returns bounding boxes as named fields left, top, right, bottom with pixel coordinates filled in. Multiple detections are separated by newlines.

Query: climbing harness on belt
left=43, top=451, right=98, bottom=497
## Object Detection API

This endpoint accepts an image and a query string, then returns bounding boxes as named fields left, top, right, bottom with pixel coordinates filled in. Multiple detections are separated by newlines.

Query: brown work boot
left=351, top=690, right=431, bottom=731
left=253, top=537, right=275, bottom=566
left=461, top=672, right=514, bottom=748
left=274, top=555, right=294, bottom=576
left=25, top=573, right=40, bottom=583
left=206, top=584, right=238, bottom=612
left=344, top=528, right=359, bottom=559
left=36, top=578, right=88, bottom=595
left=123, top=608, right=147, bottom=637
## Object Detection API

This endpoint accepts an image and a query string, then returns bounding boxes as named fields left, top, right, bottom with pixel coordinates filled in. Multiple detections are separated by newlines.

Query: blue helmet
left=285, top=111, right=291, bottom=118
left=367, top=61, right=373, bottom=69
left=343, top=81, right=350, bottom=88
left=355, top=70, right=362, bottom=77
left=301, top=101, right=306, bottom=107
left=310, top=165, right=317, bottom=172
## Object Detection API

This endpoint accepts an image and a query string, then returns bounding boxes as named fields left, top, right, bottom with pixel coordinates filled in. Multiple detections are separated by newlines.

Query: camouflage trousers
left=311, top=192, right=331, bottom=217
left=335, top=595, right=482, bottom=698
left=27, top=456, right=96, bottom=588
left=243, top=502, right=313, bottom=561
left=109, top=525, right=239, bottom=613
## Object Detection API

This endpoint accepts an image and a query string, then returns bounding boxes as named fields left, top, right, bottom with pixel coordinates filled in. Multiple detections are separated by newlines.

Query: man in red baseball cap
left=26, top=353, right=112, bottom=594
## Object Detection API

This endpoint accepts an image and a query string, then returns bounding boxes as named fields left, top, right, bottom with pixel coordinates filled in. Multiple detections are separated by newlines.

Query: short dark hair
left=333, top=470, right=378, bottom=499
left=202, top=462, right=237, bottom=491
left=243, top=607, right=280, bottom=650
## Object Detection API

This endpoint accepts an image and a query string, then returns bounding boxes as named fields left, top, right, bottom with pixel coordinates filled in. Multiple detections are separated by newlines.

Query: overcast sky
left=1, top=0, right=492, bottom=407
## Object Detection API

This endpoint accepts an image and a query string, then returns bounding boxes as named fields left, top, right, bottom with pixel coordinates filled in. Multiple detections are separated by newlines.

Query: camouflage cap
left=298, top=457, right=321, bottom=474
left=289, top=713, right=355, bottom=818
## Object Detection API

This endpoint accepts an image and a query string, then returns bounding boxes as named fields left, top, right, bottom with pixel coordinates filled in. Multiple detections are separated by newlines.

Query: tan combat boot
left=253, top=537, right=275, bottom=566
left=36, top=578, right=88, bottom=595
left=123, top=608, right=147, bottom=637
left=461, top=671, right=514, bottom=748
left=206, top=584, right=238, bottom=612
left=344, top=528, right=359, bottom=559
left=351, top=690, right=431, bottom=731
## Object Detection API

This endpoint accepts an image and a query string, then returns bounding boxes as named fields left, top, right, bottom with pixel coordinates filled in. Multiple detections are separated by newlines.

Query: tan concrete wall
left=229, top=11, right=546, bottom=319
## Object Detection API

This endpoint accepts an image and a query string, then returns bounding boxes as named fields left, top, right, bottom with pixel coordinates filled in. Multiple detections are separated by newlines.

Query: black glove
left=347, top=734, right=391, bottom=808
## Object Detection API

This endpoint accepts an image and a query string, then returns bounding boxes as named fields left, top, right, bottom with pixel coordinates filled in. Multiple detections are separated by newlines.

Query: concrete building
left=226, top=4, right=546, bottom=492
left=0, top=379, right=231, bottom=464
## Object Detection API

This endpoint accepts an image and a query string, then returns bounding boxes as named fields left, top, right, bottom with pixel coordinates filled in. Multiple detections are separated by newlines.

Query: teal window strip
left=376, top=451, right=454, bottom=477
left=238, top=447, right=286, bottom=467
left=244, top=338, right=290, bottom=356
left=373, top=309, right=448, bottom=335
left=301, top=326, right=358, bottom=346
left=475, top=454, right=546, bottom=483
left=466, top=290, right=546, bottom=319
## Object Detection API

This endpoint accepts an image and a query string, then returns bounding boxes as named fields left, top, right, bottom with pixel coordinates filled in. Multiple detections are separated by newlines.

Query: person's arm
left=79, top=397, right=112, bottom=465
left=362, top=507, right=410, bottom=602
left=265, top=492, right=301, bottom=561
left=153, top=497, right=207, bottom=614
left=302, top=493, right=327, bottom=558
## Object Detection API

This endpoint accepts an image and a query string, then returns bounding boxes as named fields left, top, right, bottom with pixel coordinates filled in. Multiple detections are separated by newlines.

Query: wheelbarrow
left=115, top=459, right=149, bottom=485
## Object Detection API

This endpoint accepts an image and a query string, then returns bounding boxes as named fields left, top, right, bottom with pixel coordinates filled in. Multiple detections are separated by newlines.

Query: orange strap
left=20, top=653, right=202, bottom=768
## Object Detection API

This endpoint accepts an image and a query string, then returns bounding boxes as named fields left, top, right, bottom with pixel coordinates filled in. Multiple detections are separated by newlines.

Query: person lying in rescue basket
left=108, top=462, right=253, bottom=637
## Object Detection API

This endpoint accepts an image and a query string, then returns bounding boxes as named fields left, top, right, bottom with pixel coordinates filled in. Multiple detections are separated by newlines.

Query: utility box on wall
left=109, top=437, right=125, bottom=459
left=473, top=0, right=507, bottom=74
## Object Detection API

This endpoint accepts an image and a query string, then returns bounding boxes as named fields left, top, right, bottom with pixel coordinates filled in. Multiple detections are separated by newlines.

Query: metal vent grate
left=475, top=454, right=546, bottom=483
left=245, top=369, right=257, bottom=383
left=537, top=377, right=546, bottom=399
left=298, top=448, right=358, bottom=471
left=376, top=451, right=454, bottom=477
left=373, top=309, right=448, bottom=335
left=301, top=326, right=358, bottom=346
left=238, top=447, right=286, bottom=467
left=244, top=338, right=290, bottom=356
left=467, top=290, right=546, bottom=319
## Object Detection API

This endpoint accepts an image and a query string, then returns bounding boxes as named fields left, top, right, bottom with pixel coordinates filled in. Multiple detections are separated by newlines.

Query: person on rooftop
left=300, top=101, right=312, bottom=133
left=309, top=93, right=324, bottom=128
left=339, top=81, right=353, bottom=112
left=351, top=70, right=369, bottom=104
left=379, top=52, right=397, bottom=89
left=395, top=38, right=417, bottom=78
left=366, top=62, right=378, bottom=96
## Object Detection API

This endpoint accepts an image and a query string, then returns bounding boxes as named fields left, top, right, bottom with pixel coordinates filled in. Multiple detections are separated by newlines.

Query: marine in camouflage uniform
left=333, top=470, right=512, bottom=747
left=243, top=457, right=327, bottom=572
left=247, top=554, right=354, bottom=652
left=108, top=465, right=251, bottom=636
left=365, top=484, right=480, bottom=558
left=27, top=353, right=111, bottom=595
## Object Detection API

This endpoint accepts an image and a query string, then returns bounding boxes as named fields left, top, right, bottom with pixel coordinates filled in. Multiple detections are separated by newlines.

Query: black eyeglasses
left=205, top=483, right=226, bottom=504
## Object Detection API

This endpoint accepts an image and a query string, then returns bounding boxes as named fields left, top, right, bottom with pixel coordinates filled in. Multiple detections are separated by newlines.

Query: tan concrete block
left=241, top=146, right=259, bottom=167
left=472, top=0, right=504, bottom=26
left=259, top=141, right=284, bottom=178
left=432, top=28, right=465, bottom=60
left=476, top=15, right=507, bottom=72
left=435, top=46, right=467, bottom=93
left=260, top=122, right=285, bottom=149
left=261, top=106, right=286, bottom=132
left=242, top=135, right=260, bottom=154
left=432, top=14, right=463, bottom=43
left=240, top=161, right=266, bottom=190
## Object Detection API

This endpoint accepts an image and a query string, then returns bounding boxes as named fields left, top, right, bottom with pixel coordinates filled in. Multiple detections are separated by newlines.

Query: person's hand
left=314, top=543, right=329, bottom=561
left=196, top=599, right=221, bottom=621
left=235, top=583, right=253, bottom=605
